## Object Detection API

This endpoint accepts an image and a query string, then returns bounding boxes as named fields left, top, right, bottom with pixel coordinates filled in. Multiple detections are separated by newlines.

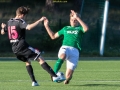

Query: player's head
left=16, top=6, right=30, bottom=19
left=70, top=12, right=79, bottom=27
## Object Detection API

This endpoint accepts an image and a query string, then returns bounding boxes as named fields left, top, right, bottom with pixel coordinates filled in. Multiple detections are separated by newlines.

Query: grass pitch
left=0, top=59, right=120, bottom=90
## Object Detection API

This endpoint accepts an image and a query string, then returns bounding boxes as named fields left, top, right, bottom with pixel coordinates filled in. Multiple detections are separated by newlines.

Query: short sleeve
left=19, top=19, right=28, bottom=29
left=58, top=27, right=66, bottom=36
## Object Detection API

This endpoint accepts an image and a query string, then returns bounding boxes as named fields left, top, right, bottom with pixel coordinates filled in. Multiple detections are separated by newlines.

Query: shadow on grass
left=71, top=84, right=120, bottom=87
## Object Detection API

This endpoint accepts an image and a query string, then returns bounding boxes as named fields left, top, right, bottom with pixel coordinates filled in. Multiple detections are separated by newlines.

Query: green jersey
left=58, top=26, right=85, bottom=50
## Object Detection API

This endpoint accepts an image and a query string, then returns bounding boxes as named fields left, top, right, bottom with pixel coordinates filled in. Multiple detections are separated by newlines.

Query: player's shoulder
left=17, top=19, right=26, bottom=24
left=8, top=18, right=26, bottom=24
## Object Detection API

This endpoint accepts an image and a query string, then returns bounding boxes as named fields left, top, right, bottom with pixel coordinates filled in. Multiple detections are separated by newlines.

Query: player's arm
left=26, top=16, right=46, bottom=30
left=71, top=10, right=88, bottom=32
left=1, top=23, right=6, bottom=35
left=44, top=18, right=59, bottom=40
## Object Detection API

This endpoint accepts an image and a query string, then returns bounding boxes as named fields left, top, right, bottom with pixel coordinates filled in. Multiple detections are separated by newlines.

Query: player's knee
left=59, top=53, right=66, bottom=60
left=25, top=61, right=31, bottom=66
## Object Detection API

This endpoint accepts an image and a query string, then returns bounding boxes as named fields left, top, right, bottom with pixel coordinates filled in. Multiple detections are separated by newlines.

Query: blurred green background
left=0, top=0, right=120, bottom=57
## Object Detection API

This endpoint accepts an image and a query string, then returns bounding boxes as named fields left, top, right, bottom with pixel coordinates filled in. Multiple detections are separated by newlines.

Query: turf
left=0, top=60, right=120, bottom=90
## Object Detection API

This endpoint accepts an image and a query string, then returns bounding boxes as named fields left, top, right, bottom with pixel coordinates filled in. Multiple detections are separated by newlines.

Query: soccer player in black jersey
left=1, top=6, right=64, bottom=86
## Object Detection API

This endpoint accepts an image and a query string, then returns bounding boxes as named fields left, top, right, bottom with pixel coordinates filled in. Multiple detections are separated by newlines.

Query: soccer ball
left=57, top=72, right=64, bottom=77
left=56, top=72, right=66, bottom=83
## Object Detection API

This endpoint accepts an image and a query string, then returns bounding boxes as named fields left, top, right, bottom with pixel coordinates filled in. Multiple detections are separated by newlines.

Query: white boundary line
left=0, top=80, right=120, bottom=83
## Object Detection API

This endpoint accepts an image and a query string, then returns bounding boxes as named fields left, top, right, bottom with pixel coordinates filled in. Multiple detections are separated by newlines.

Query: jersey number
left=8, top=26, right=18, bottom=39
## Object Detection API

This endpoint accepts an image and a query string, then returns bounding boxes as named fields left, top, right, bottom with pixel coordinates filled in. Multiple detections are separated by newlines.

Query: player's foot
left=52, top=76, right=66, bottom=83
left=64, top=80, right=70, bottom=84
left=32, top=82, right=39, bottom=86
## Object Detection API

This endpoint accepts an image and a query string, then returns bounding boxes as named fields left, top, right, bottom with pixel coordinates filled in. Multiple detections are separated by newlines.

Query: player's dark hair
left=16, top=6, right=30, bottom=15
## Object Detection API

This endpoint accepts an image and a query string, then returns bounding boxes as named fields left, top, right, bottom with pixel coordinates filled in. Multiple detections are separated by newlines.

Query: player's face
left=70, top=17, right=78, bottom=27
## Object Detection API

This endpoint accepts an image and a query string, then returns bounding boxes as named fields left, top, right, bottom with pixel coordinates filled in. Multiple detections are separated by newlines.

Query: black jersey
left=6, top=18, right=29, bottom=53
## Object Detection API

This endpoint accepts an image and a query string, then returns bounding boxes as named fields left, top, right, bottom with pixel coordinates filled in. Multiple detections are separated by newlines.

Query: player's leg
left=64, top=47, right=79, bottom=84
left=27, top=47, right=57, bottom=77
left=54, top=57, right=65, bottom=74
left=28, top=46, right=65, bottom=82
left=16, top=54, right=39, bottom=86
left=64, top=68, right=73, bottom=84
left=37, top=57, right=65, bottom=82
left=25, top=61, right=39, bottom=86
left=37, top=56, right=57, bottom=77
left=54, top=46, right=67, bottom=73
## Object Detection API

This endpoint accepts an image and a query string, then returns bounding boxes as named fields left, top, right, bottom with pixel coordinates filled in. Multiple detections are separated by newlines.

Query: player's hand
left=39, top=16, right=46, bottom=22
left=43, top=18, right=49, bottom=26
left=1, top=29, right=5, bottom=35
left=1, top=23, right=6, bottom=29
left=71, top=10, right=78, bottom=19
left=1, top=23, right=6, bottom=35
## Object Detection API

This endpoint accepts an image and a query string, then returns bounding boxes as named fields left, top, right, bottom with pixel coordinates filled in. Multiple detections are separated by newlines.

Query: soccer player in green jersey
left=44, top=10, right=88, bottom=84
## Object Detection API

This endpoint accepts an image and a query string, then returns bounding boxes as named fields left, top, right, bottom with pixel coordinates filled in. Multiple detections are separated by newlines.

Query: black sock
left=26, top=65, right=37, bottom=82
left=41, top=62, right=57, bottom=77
